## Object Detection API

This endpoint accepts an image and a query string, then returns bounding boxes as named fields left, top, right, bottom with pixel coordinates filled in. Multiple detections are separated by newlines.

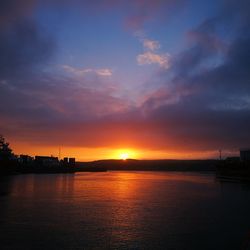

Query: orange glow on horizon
left=9, top=141, right=227, bottom=161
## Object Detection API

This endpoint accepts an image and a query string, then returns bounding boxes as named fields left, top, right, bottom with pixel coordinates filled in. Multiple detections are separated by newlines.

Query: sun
left=115, top=149, right=137, bottom=160
left=120, top=152, right=129, bottom=160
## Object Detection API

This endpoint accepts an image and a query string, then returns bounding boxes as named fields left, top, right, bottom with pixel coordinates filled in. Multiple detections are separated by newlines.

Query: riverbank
left=1, top=159, right=218, bottom=176
left=76, top=159, right=217, bottom=171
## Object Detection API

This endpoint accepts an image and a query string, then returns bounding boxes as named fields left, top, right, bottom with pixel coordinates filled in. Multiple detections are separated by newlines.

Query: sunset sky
left=0, top=0, right=250, bottom=160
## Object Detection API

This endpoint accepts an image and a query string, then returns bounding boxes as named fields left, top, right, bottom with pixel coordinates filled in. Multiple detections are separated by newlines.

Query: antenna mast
left=59, top=147, right=61, bottom=160
left=219, top=149, right=222, bottom=160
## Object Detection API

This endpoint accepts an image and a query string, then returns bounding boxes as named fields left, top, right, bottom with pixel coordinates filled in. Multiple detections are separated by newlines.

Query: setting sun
left=112, top=148, right=138, bottom=160
left=120, top=152, right=129, bottom=160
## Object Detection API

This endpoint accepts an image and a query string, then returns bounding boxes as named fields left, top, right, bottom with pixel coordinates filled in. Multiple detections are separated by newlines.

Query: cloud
left=95, top=69, right=113, bottom=76
left=0, top=0, right=36, bottom=28
left=62, top=65, right=112, bottom=77
left=1, top=0, right=250, bottom=156
left=143, top=39, right=161, bottom=51
left=136, top=33, right=170, bottom=69
left=0, top=1, right=55, bottom=79
left=137, top=51, right=171, bottom=69
left=134, top=0, right=250, bottom=152
left=122, top=0, right=185, bottom=29
left=0, top=72, right=130, bottom=140
left=135, top=31, right=161, bottom=51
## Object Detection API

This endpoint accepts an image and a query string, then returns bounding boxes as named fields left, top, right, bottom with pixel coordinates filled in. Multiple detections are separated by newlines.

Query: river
left=1, top=171, right=250, bottom=249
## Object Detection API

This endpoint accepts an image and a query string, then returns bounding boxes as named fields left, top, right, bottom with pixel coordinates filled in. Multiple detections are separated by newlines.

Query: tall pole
left=219, top=149, right=222, bottom=161
left=59, top=147, right=61, bottom=160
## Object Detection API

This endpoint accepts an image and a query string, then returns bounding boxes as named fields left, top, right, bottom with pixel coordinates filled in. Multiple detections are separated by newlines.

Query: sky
left=0, top=0, right=250, bottom=160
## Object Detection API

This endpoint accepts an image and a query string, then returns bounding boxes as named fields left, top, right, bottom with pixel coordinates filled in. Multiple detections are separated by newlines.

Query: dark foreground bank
left=1, top=159, right=218, bottom=176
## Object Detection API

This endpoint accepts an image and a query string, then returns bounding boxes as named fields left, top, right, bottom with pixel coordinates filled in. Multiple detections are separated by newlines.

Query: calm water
left=1, top=171, right=250, bottom=250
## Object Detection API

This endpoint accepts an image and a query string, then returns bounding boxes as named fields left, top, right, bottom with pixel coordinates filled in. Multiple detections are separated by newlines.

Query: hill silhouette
left=76, top=159, right=217, bottom=172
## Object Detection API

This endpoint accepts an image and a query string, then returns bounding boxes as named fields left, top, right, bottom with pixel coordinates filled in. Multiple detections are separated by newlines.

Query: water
left=1, top=171, right=250, bottom=250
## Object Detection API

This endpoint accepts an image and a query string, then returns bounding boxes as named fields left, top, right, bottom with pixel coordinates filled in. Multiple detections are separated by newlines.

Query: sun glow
left=110, top=148, right=138, bottom=160
left=120, top=152, right=129, bottom=160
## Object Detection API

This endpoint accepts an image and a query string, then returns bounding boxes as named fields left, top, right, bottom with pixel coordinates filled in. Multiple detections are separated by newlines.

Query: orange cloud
left=62, top=65, right=112, bottom=77
left=137, top=51, right=171, bottom=69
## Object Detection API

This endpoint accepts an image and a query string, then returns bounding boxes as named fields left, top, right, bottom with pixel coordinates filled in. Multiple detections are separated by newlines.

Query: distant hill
left=76, top=159, right=217, bottom=171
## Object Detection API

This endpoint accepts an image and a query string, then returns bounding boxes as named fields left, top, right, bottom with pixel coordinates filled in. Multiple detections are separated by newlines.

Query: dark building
left=69, top=158, right=76, bottom=166
left=19, top=155, right=33, bottom=164
left=240, top=149, right=250, bottom=162
left=35, top=156, right=59, bottom=167
left=225, top=157, right=240, bottom=163
left=63, top=157, right=68, bottom=164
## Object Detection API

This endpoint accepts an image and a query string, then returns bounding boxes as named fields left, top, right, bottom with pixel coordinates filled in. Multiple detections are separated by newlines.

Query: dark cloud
left=0, top=0, right=55, bottom=79
left=0, top=72, right=131, bottom=145
left=120, top=0, right=185, bottom=29
left=139, top=0, right=250, bottom=152
left=143, top=95, right=250, bottom=151
left=0, top=20, right=55, bottom=78
left=0, top=0, right=35, bottom=28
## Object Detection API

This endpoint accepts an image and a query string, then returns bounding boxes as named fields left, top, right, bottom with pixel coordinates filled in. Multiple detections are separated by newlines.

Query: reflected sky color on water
left=1, top=172, right=250, bottom=249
